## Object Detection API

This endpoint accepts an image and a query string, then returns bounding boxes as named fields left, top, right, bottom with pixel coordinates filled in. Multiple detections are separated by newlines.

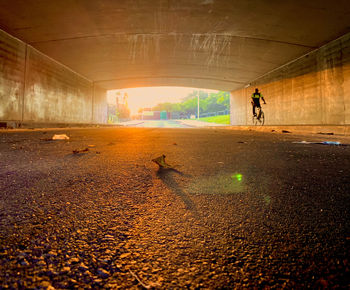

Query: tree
left=151, top=90, right=230, bottom=118
left=216, top=91, right=230, bottom=108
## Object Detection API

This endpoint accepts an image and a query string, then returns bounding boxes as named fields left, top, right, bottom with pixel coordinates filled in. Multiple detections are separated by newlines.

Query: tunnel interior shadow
left=156, top=168, right=198, bottom=215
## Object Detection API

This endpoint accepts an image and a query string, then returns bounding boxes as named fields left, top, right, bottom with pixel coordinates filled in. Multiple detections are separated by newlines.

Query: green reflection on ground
left=263, top=195, right=271, bottom=205
left=187, top=173, right=245, bottom=194
left=232, top=173, right=243, bottom=182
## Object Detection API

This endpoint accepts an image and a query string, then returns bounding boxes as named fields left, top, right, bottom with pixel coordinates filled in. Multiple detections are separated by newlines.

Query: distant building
left=135, top=108, right=177, bottom=120
left=137, top=108, right=164, bottom=120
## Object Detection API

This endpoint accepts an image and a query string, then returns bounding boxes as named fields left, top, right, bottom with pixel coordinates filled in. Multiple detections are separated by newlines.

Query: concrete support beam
left=230, top=89, right=247, bottom=126
left=230, top=32, right=350, bottom=130
left=0, top=29, right=107, bottom=126
left=92, top=83, right=107, bottom=124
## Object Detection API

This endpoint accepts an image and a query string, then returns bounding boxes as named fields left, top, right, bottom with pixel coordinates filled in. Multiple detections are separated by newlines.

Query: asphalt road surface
left=0, top=127, right=349, bottom=288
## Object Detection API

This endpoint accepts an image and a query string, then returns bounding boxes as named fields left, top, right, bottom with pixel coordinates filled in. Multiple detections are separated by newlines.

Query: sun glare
left=107, top=87, right=219, bottom=115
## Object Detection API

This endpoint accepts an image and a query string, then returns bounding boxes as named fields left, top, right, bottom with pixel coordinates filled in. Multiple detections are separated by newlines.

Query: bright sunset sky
left=107, top=87, right=219, bottom=115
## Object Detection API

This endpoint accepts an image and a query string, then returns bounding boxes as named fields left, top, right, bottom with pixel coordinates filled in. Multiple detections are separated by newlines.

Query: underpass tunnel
left=0, top=1, right=349, bottom=133
left=1, top=2, right=350, bottom=288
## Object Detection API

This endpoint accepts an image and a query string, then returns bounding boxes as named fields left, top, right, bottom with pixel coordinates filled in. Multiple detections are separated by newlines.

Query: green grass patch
left=198, top=114, right=230, bottom=124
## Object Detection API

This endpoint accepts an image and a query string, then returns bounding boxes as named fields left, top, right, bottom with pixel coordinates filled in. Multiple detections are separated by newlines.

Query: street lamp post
left=197, top=93, right=199, bottom=119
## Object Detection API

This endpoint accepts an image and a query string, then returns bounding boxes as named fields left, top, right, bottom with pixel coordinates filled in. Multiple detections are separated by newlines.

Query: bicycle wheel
left=252, top=115, right=257, bottom=125
left=253, top=108, right=261, bottom=125
left=259, top=111, right=265, bottom=125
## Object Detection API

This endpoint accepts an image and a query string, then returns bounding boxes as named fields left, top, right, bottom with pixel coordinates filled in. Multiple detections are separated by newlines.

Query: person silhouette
left=251, top=88, right=266, bottom=116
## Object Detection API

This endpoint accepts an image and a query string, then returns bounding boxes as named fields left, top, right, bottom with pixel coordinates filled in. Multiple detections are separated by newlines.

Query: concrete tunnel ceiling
left=0, top=0, right=350, bottom=91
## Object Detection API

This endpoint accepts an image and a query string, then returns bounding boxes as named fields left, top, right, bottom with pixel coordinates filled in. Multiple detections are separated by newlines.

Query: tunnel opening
left=106, top=86, right=230, bottom=128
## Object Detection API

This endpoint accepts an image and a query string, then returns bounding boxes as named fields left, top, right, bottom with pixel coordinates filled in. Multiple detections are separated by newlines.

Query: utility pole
left=197, top=93, right=200, bottom=119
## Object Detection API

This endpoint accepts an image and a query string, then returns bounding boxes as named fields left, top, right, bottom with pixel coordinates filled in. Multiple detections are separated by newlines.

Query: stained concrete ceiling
left=0, top=0, right=350, bottom=91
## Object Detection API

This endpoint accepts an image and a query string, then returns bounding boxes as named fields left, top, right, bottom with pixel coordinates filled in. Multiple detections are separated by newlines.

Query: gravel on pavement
left=0, top=127, right=349, bottom=288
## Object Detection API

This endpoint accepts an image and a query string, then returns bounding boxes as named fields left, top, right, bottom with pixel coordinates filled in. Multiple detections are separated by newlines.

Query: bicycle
left=252, top=106, right=265, bottom=125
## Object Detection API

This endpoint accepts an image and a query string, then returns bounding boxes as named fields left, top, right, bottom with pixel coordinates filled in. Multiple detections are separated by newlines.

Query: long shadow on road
left=156, top=168, right=198, bottom=216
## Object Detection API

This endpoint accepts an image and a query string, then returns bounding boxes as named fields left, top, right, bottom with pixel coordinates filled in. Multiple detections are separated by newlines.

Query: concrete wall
left=0, top=29, right=25, bottom=121
left=0, top=29, right=107, bottom=125
left=230, top=32, right=350, bottom=126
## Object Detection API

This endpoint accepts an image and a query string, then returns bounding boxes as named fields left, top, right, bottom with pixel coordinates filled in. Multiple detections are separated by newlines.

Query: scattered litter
left=120, top=253, right=131, bottom=258
left=152, top=155, right=172, bottom=169
left=271, top=129, right=276, bottom=132
left=317, top=132, right=334, bottom=135
left=282, top=130, right=291, bottom=133
left=73, top=148, right=89, bottom=154
left=129, top=270, right=151, bottom=289
left=52, top=134, right=69, bottom=140
left=103, top=234, right=115, bottom=241
left=293, top=140, right=342, bottom=146
left=293, top=141, right=313, bottom=144
left=321, top=141, right=341, bottom=145
left=97, top=268, right=110, bottom=278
